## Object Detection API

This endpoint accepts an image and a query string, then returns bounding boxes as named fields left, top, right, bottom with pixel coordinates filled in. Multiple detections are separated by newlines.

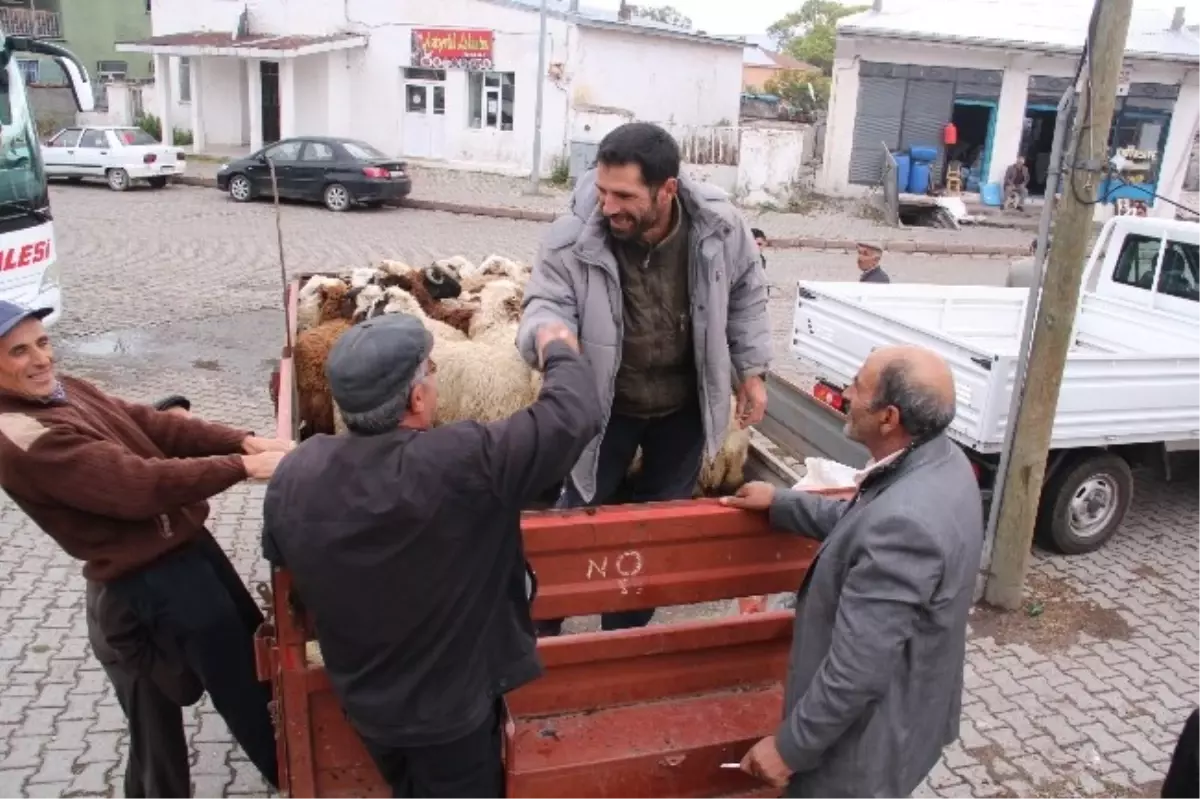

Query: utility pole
left=984, top=0, right=1133, bottom=610
left=526, top=0, right=549, bottom=195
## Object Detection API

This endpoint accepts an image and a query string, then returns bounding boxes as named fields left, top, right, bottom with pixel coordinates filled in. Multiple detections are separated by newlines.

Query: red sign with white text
left=411, top=29, right=494, bottom=70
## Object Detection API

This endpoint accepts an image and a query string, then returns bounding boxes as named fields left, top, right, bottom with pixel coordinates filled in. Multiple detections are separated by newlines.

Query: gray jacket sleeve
left=517, top=219, right=581, bottom=369
left=726, top=220, right=771, bottom=382
left=774, top=513, right=944, bottom=773
left=768, top=488, right=850, bottom=541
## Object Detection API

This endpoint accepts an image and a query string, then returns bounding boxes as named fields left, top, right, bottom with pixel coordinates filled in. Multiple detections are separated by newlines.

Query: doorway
left=1020, top=105, right=1058, bottom=195
left=401, top=67, right=446, bottom=159
left=947, top=100, right=996, bottom=192
left=261, top=61, right=281, bottom=145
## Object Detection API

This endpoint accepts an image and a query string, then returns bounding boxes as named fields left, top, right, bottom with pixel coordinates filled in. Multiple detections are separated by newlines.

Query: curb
left=173, top=175, right=1027, bottom=257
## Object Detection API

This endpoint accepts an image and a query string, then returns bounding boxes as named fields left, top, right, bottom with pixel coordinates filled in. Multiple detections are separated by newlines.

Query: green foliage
left=547, top=155, right=570, bottom=187
left=630, top=4, right=692, bottom=30
left=764, top=70, right=832, bottom=112
left=133, top=113, right=194, bottom=146
left=767, top=0, right=869, bottom=75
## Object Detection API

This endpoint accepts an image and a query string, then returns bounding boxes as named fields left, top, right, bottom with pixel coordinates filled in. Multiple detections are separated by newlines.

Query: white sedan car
left=41, top=125, right=187, bottom=191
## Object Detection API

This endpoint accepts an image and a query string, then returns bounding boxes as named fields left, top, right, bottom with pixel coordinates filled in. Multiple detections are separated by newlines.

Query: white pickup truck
left=778, top=216, right=1199, bottom=554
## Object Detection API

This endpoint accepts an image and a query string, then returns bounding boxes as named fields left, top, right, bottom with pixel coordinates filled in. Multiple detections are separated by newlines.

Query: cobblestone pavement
left=0, top=183, right=1193, bottom=797
left=186, top=159, right=1035, bottom=249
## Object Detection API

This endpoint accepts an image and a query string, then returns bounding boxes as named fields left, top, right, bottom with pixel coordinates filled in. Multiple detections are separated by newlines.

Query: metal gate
left=899, top=79, right=956, bottom=185
left=848, top=77, right=905, bottom=185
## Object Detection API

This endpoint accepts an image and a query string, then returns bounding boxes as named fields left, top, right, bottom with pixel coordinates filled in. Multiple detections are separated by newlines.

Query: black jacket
left=262, top=342, right=602, bottom=747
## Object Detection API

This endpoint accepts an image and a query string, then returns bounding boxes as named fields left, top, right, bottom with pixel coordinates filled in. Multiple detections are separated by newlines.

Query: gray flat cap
left=325, top=313, right=434, bottom=414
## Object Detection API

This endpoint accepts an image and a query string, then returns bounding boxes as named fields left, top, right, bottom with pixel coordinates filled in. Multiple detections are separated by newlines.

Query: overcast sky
left=587, top=0, right=1200, bottom=37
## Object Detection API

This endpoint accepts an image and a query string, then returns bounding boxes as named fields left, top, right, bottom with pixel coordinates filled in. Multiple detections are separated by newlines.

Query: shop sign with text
left=411, top=28, right=494, bottom=70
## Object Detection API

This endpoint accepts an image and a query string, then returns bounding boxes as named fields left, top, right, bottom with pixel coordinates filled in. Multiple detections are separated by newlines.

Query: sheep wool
left=625, top=403, right=751, bottom=497
left=297, top=276, right=346, bottom=333
left=430, top=334, right=540, bottom=426
left=379, top=287, right=468, bottom=342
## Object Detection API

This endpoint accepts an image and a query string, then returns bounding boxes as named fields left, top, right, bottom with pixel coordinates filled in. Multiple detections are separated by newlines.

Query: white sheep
left=349, top=267, right=383, bottom=289
left=297, top=275, right=348, bottom=333
left=378, top=287, right=467, bottom=342
left=467, top=279, right=523, bottom=340
left=430, top=334, right=540, bottom=426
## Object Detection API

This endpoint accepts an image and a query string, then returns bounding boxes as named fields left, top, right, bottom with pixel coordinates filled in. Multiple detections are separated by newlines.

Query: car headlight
left=38, top=260, right=60, bottom=291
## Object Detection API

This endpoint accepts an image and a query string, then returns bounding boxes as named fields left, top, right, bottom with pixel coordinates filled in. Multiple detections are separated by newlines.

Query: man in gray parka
left=517, top=122, right=771, bottom=635
left=724, top=345, right=982, bottom=797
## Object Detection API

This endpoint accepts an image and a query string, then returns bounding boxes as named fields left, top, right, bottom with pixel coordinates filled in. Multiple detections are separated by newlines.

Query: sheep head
left=317, top=282, right=352, bottom=324
left=433, top=255, right=476, bottom=279
left=381, top=286, right=426, bottom=318
left=350, top=267, right=383, bottom=289
left=422, top=264, right=463, bottom=300
left=350, top=284, right=386, bottom=322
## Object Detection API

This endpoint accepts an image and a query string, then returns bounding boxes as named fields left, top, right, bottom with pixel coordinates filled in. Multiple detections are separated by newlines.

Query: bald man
left=723, top=345, right=983, bottom=798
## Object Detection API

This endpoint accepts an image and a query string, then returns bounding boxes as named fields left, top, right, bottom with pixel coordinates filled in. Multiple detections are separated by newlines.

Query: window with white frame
left=467, top=71, right=514, bottom=131
left=177, top=56, right=192, bottom=103
left=17, top=59, right=38, bottom=85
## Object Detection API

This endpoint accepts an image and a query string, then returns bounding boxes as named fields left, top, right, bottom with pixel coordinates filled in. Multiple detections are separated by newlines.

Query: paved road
left=0, top=182, right=1193, bottom=797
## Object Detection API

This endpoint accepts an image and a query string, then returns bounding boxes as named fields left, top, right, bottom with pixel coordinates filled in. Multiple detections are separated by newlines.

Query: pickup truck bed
left=792, top=281, right=1200, bottom=453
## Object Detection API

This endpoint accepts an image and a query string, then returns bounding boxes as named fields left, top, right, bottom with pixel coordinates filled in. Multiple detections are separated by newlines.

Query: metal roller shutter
left=848, top=76, right=906, bottom=186
left=899, top=79, right=955, bottom=187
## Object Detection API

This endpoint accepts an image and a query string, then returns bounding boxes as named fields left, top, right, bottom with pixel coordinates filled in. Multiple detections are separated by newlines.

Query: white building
left=819, top=0, right=1199, bottom=218
left=118, top=0, right=745, bottom=176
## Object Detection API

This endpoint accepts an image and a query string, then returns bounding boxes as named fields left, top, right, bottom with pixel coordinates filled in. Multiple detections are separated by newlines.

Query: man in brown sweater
left=0, top=300, right=291, bottom=789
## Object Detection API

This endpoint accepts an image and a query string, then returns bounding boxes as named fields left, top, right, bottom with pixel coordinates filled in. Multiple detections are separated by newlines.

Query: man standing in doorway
left=856, top=242, right=891, bottom=283
left=1004, top=155, right=1031, bottom=211
left=517, top=121, right=772, bottom=636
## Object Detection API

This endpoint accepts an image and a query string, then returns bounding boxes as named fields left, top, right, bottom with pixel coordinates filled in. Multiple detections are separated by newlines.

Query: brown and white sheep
left=295, top=282, right=355, bottom=436
left=297, top=275, right=347, bottom=333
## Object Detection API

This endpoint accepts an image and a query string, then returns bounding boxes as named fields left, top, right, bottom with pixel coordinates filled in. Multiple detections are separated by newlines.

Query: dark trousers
left=361, top=702, right=504, bottom=798
left=87, top=578, right=198, bottom=799
left=106, top=535, right=280, bottom=789
left=536, top=402, right=705, bottom=636
left=1162, top=708, right=1198, bottom=798
left=100, top=658, right=192, bottom=797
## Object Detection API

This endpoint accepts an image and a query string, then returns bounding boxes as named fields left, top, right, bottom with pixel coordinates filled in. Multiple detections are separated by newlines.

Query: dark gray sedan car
left=216, top=136, right=413, bottom=212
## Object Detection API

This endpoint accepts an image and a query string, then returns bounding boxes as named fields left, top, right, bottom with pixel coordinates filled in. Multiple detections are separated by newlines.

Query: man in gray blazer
left=723, top=344, right=983, bottom=797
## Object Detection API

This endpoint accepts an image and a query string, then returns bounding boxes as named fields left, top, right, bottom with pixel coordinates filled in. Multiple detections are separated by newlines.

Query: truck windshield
left=0, top=52, right=48, bottom=232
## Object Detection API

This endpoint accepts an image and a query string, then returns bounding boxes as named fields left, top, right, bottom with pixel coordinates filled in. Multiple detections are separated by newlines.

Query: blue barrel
left=981, top=182, right=1004, bottom=206
left=908, top=160, right=932, bottom=193
left=909, top=145, right=939, bottom=163
left=894, top=153, right=911, bottom=195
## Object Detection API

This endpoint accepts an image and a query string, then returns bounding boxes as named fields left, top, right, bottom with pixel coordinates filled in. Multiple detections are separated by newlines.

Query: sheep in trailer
left=297, top=275, right=347, bottom=334
left=294, top=282, right=356, bottom=436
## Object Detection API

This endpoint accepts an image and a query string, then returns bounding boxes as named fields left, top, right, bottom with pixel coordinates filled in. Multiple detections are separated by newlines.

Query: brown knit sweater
left=0, top=376, right=250, bottom=580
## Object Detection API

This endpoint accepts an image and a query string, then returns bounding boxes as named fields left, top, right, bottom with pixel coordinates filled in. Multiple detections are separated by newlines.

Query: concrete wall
left=819, top=34, right=1199, bottom=217
left=572, top=26, right=742, bottom=129
left=736, top=124, right=811, bottom=205
left=37, top=0, right=153, bottom=85
left=28, top=86, right=78, bottom=136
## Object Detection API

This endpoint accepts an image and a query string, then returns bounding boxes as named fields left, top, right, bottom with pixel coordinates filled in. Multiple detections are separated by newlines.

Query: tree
left=768, top=0, right=868, bottom=75
left=629, top=4, right=693, bottom=30
left=764, top=70, right=831, bottom=115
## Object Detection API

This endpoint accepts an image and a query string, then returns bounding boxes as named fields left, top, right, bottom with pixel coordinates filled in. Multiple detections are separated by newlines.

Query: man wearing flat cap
left=856, top=242, right=891, bottom=284
left=262, top=313, right=602, bottom=798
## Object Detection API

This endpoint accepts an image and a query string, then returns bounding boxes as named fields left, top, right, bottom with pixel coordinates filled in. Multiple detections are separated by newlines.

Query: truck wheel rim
left=326, top=185, right=348, bottom=210
left=1069, top=475, right=1118, bottom=539
left=231, top=177, right=250, bottom=200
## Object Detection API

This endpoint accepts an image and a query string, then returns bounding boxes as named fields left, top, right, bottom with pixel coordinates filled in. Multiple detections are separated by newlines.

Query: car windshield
left=113, top=128, right=159, bottom=146
left=0, top=54, right=49, bottom=226
left=342, top=141, right=388, bottom=161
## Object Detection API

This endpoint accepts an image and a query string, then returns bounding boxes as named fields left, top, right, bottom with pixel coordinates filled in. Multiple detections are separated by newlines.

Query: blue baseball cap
left=0, top=300, right=51, bottom=338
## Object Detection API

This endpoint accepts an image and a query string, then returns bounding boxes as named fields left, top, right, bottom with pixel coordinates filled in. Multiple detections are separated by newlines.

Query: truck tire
left=1035, top=452, right=1133, bottom=554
